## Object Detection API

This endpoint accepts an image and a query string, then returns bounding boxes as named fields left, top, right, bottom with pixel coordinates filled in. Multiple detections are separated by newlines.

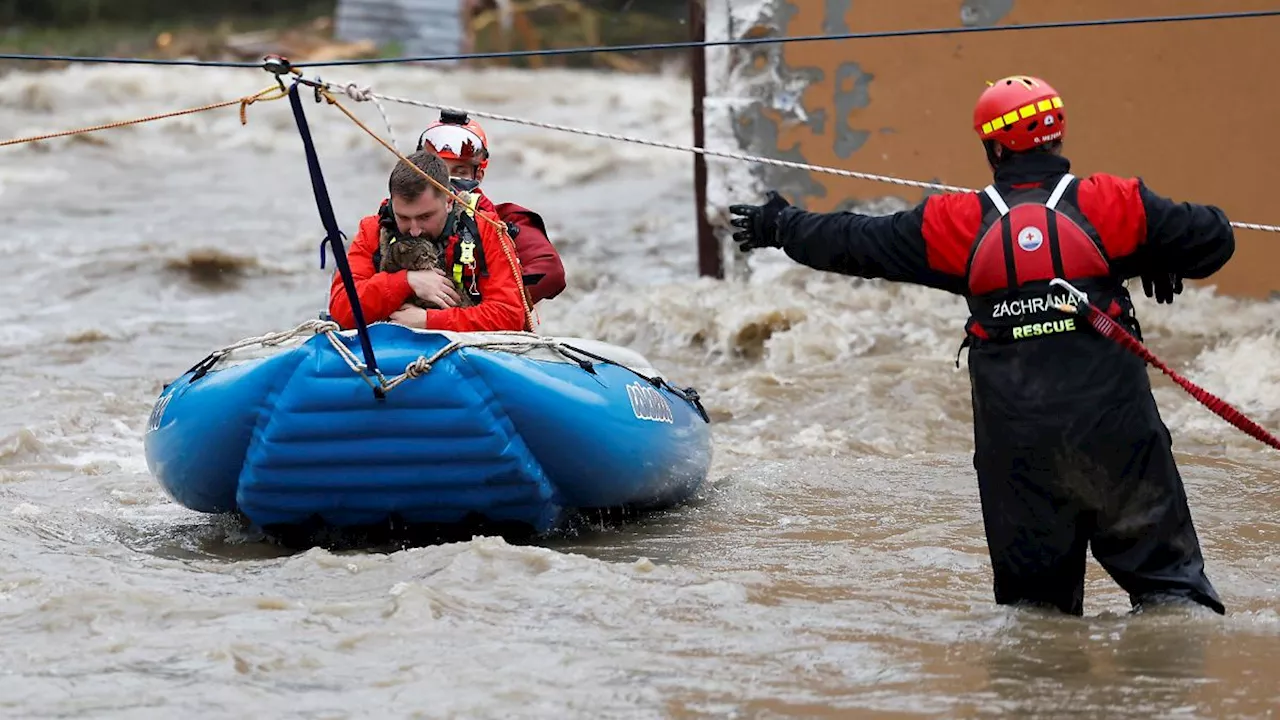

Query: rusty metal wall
left=334, top=0, right=468, bottom=59
left=705, top=0, right=1280, bottom=298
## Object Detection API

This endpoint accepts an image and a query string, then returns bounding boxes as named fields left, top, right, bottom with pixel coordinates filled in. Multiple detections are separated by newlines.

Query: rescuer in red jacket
left=417, top=110, right=566, bottom=306
left=729, top=75, right=1235, bottom=617
left=327, top=149, right=529, bottom=333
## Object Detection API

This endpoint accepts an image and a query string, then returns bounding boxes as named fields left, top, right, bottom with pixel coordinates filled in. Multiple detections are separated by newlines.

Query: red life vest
left=372, top=201, right=489, bottom=304
left=962, top=173, right=1137, bottom=346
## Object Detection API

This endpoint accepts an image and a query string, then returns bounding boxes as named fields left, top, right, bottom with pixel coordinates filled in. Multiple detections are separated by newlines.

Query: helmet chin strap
left=983, top=139, right=1003, bottom=169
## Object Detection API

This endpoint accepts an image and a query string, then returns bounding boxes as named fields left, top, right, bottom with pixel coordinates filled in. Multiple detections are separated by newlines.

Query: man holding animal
left=327, top=149, right=530, bottom=332
left=417, top=109, right=566, bottom=306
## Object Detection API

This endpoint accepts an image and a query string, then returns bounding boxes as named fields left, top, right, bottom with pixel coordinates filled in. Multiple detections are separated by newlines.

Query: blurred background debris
left=0, top=0, right=691, bottom=73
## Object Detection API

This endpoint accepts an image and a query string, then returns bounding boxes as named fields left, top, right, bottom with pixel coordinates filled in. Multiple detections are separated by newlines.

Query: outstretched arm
left=1136, top=181, right=1235, bottom=280
left=1075, top=174, right=1235, bottom=303
left=730, top=191, right=979, bottom=295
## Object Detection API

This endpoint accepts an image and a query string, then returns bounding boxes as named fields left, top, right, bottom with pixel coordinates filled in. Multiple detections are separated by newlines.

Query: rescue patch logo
left=1017, top=226, right=1044, bottom=252
left=992, top=292, right=1071, bottom=318
left=1012, top=318, right=1077, bottom=339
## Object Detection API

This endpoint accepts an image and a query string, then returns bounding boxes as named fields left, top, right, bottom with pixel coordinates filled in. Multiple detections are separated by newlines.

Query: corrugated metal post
left=690, top=0, right=722, bottom=279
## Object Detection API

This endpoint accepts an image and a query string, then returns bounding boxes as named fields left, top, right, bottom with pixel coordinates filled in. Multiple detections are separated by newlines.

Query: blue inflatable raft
left=143, top=320, right=713, bottom=537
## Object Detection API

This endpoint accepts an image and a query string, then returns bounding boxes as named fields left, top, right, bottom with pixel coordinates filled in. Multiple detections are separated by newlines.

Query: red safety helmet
left=973, top=75, right=1066, bottom=152
left=417, top=110, right=490, bottom=172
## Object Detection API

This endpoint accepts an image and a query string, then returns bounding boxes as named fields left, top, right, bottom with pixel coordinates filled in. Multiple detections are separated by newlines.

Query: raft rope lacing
left=322, top=328, right=558, bottom=394
left=197, top=318, right=683, bottom=400
left=201, top=318, right=341, bottom=357
left=196, top=318, right=556, bottom=392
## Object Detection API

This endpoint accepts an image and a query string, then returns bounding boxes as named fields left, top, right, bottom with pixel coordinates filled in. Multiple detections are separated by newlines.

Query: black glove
left=729, top=190, right=791, bottom=252
left=1141, top=270, right=1183, bottom=304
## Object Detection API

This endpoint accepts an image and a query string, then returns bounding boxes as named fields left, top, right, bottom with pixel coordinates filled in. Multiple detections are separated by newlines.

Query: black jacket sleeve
left=1137, top=180, right=1235, bottom=280
left=775, top=203, right=962, bottom=293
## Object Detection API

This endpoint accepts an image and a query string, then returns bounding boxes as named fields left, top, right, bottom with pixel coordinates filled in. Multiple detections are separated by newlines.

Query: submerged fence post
left=690, top=0, right=723, bottom=279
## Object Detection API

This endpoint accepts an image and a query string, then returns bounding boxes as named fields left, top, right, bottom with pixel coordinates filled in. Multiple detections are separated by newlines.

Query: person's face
left=391, top=190, right=452, bottom=238
left=445, top=158, right=484, bottom=183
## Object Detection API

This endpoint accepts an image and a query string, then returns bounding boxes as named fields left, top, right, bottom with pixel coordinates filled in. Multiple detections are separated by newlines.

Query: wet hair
left=388, top=149, right=451, bottom=202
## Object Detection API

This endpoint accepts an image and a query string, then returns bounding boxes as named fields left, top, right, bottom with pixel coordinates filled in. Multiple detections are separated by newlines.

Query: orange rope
left=0, top=85, right=288, bottom=150
left=316, top=87, right=537, bottom=332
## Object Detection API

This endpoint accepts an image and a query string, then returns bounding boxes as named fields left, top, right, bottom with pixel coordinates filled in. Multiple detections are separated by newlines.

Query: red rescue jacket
left=470, top=190, right=566, bottom=304
left=327, top=199, right=529, bottom=333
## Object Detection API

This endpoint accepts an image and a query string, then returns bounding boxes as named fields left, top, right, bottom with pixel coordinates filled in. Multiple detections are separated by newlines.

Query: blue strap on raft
left=283, top=78, right=384, bottom=398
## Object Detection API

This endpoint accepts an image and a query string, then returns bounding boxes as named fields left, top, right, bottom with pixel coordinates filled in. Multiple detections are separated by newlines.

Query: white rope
left=316, top=327, right=577, bottom=393
left=203, top=314, right=595, bottom=394
left=322, top=79, right=1280, bottom=234
left=204, top=318, right=658, bottom=396
left=207, top=318, right=340, bottom=358
left=341, top=82, right=400, bottom=154
left=319, top=80, right=967, bottom=194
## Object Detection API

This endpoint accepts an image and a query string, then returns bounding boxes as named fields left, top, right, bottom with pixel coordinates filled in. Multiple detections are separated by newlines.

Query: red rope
left=1080, top=304, right=1280, bottom=451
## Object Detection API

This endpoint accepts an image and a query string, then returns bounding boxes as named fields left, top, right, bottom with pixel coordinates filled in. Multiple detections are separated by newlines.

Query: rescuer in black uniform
left=728, top=75, right=1235, bottom=616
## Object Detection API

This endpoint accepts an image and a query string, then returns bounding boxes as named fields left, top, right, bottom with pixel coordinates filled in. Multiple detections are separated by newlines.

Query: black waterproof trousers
left=968, top=330, right=1225, bottom=616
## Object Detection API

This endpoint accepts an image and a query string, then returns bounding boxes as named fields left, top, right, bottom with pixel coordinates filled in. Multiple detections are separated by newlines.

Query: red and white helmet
left=417, top=110, right=489, bottom=172
left=973, top=75, right=1066, bottom=151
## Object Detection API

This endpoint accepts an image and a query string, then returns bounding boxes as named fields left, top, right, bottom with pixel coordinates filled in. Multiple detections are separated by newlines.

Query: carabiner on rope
left=1050, top=278, right=1090, bottom=314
